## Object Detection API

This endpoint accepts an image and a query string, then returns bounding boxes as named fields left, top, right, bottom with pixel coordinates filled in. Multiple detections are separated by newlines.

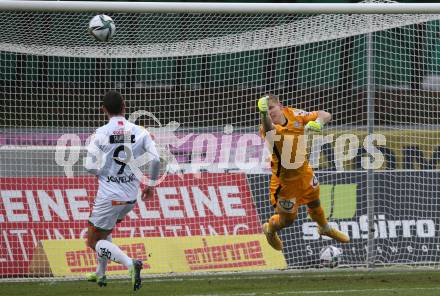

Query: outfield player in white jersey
left=84, top=90, right=160, bottom=291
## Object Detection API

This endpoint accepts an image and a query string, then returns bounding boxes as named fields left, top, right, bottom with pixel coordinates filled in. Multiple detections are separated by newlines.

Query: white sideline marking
left=141, top=271, right=432, bottom=283
left=180, top=287, right=440, bottom=296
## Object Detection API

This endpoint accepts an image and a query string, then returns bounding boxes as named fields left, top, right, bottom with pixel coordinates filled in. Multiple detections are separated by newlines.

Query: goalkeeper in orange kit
left=258, top=94, right=349, bottom=251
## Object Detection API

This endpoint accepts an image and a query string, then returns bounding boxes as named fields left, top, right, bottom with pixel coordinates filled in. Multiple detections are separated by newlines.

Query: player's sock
left=95, top=240, right=133, bottom=268
left=96, top=256, right=108, bottom=277
left=95, top=235, right=111, bottom=277
left=307, top=206, right=330, bottom=230
left=268, top=214, right=282, bottom=232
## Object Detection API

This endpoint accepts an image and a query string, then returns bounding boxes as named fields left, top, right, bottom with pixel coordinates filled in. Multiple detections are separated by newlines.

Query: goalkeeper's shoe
left=318, top=226, right=350, bottom=243
left=129, top=259, right=143, bottom=291
left=263, top=222, right=283, bottom=251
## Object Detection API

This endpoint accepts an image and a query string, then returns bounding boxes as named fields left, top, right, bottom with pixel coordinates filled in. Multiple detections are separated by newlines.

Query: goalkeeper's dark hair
left=102, top=90, right=124, bottom=115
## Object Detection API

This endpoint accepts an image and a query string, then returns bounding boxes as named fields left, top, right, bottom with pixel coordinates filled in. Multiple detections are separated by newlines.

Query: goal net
left=1, top=0, right=440, bottom=280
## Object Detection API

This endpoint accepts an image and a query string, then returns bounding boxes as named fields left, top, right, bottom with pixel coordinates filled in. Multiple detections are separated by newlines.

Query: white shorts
left=88, top=199, right=136, bottom=231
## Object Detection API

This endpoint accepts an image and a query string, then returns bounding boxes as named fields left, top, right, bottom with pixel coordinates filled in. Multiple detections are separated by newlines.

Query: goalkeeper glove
left=258, top=96, right=269, bottom=114
left=305, top=119, right=324, bottom=132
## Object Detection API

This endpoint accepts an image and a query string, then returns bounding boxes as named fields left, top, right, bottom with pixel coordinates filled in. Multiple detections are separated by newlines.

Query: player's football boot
left=97, top=275, right=107, bottom=287
left=129, top=259, right=143, bottom=291
left=318, top=226, right=350, bottom=243
left=86, top=272, right=97, bottom=282
left=86, top=272, right=107, bottom=287
left=263, top=222, right=283, bottom=251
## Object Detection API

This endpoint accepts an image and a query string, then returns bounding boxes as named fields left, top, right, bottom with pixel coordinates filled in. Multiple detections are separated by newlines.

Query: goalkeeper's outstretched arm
left=305, top=110, right=332, bottom=132
left=317, top=110, right=332, bottom=125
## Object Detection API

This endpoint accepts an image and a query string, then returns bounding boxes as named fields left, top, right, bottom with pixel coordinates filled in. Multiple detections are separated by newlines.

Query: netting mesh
left=1, top=1, right=440, bottom=280
left=0, top=10, right=438, bottom=57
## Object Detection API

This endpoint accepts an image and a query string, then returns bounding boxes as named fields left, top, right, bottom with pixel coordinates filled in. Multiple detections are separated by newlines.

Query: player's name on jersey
left=106, top=173, right=136, bottom=183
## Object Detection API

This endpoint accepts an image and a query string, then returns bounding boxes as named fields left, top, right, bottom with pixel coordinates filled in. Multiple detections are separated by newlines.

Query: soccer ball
left=319, top=245, right=342, bottom=268
left=88, top=14, right=116, bottom=42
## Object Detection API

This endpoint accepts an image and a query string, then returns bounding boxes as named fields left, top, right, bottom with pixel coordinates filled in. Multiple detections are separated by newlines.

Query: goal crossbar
left=1, top=1, right=440, bottom=14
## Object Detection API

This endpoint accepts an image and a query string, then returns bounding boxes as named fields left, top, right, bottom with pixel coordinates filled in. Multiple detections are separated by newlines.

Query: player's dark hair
left=102, top=90, right=124, bottom=115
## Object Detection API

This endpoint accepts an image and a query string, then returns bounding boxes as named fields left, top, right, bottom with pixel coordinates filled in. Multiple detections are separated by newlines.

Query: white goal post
left=1, top=0, right=440, bottom=281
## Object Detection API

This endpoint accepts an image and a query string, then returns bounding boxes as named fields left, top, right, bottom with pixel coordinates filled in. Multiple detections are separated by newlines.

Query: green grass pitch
left=2, top=270, right=440, bottom=296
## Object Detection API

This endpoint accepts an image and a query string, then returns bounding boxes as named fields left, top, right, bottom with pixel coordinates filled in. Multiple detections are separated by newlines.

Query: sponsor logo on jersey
left=109, top=134, right=135, bottom=144
left=311, top=175, right=319, bottom=188
left=278, top=199, right=295, bottom=211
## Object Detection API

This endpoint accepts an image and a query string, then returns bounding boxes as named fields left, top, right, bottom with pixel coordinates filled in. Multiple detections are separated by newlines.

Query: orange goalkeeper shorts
left=269, top=165, right=320, bottom=213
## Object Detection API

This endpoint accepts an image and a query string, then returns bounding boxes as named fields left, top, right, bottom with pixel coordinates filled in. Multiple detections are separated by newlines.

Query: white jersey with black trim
left=86, top=116, right=159, bottom=202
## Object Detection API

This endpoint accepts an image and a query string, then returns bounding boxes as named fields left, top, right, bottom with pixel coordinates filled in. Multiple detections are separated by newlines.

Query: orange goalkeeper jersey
left=260, top=107, right=318, bottom=182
